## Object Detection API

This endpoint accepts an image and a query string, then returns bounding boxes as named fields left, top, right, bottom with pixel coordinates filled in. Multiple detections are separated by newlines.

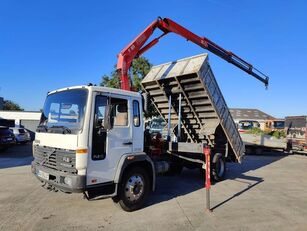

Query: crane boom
left=117, top=17, right=269, bottom=91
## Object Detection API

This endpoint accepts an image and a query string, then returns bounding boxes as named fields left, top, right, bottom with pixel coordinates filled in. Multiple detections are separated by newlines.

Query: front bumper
left=31, top=162, right=85, bottom=193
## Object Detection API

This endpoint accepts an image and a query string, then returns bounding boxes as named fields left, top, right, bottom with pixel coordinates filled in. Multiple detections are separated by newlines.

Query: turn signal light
left=76, top=149, right=88, bottom=154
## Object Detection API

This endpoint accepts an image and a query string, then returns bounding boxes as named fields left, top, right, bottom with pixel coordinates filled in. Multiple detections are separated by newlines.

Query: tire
left=118, top=167, right=150, bottom=212
left=212, top=153, right=226, bottom=182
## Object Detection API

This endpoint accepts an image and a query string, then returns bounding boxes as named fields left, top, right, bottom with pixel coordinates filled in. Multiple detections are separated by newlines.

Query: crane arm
left=117, top=17, right=269, bottom=91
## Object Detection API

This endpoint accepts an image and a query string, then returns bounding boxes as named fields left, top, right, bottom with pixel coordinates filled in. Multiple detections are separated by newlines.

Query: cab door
left=87, top=94, right=132, bottom=186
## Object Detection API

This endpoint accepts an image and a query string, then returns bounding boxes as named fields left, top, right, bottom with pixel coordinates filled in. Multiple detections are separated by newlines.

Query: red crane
left=117, top=17, right=269, bottom=91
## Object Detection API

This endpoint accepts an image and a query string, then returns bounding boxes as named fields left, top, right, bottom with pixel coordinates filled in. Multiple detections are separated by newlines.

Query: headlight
left=64, top=177, right=72, bottom=186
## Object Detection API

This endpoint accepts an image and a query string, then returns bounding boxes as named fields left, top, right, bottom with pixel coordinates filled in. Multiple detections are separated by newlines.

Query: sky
left=0, top=0, right=306, bottom=118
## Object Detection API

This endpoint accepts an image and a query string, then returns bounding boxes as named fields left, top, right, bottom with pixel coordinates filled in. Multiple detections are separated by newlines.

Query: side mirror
left=94, top=114, right=101, bottom=128
left=142, top=92, right=149, bottom=113
left=104, top=105, right=113, bottom=130
left=133, top=116, right=140, bottom=127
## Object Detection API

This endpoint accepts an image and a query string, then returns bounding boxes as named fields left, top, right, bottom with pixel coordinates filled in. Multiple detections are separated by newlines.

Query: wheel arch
left=212, top=152, right=223, bottom=163
left=114, top=153, right=155, bottom=192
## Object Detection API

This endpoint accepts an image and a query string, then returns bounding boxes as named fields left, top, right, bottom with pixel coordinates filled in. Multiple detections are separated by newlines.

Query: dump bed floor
left=142, top=54, right=245, bottom=162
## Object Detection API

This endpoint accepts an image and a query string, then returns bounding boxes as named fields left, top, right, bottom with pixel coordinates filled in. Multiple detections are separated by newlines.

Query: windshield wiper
left=36, top=125, right=48, bottom=132
left=49, top=126, right=72, bottom=134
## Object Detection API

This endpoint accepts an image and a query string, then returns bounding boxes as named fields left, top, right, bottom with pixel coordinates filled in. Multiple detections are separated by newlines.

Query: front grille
left=33, top=145, right=77, bottom=174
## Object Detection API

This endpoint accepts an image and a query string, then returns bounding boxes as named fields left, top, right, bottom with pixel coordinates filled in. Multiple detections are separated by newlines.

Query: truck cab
left=32, top=85, right=155, bottom=211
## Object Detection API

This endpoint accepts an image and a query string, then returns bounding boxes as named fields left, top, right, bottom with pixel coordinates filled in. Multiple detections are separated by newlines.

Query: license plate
left=37, top=170, right=49, bottom=180
left=6, top=138, right=12, bottom=141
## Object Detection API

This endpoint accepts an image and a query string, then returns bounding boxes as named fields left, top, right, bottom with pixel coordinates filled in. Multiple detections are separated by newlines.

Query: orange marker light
left=76, top=149, right=88, bottom=154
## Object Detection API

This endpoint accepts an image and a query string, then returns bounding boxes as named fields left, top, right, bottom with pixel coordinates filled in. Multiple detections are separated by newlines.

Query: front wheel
left=118, top=167, right=150, bottom=212
left=212, top=153, right=226, bottom=182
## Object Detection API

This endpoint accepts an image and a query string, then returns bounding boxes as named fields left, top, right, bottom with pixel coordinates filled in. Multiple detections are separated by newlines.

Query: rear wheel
left=212, top=153, right=226, bottom=182
left=118, top=167, right=150, bottom=212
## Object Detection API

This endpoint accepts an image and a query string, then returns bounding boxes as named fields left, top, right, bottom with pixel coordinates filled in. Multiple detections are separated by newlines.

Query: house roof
left=229, top=108, right=274, bottom=121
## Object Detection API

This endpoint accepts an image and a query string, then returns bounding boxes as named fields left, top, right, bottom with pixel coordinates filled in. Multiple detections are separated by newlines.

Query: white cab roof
left=48, top=85, right=142, bottom=98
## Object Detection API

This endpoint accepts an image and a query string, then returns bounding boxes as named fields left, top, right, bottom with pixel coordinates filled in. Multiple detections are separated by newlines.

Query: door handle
left=123, top=141, right=133, bottom=145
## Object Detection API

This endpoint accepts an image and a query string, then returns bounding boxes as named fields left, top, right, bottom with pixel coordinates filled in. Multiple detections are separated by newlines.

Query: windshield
left=273, top=121, right=285, bottom=129
left=151, top=121, right=166, bottom=129
left=239, top=121, right=260, bottom=130
left=149, top=118, right=166, bottom=133
left=38, top=89, right=88, bottom=134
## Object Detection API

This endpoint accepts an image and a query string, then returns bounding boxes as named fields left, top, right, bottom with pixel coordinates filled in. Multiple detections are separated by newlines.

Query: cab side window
left=110, top=98, right=128, bottom=127
left=133, top=100, right=140, bottom=127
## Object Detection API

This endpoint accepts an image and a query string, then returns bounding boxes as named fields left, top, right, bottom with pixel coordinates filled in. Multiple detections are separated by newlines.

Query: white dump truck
left=32, top=54, right=247, bottom=211
left=31, top=17, right=269, bottom=211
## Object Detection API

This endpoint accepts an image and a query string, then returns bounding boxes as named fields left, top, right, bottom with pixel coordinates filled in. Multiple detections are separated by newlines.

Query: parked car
left=238, top=120, right=260, bottom=133
left=0, top=126, right=16, bottom=151
left=148, top=117, right=167, bottom=134
left=9, top=127, right=31, bottom=144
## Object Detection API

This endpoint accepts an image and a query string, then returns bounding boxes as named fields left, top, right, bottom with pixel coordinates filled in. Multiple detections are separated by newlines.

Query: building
left=229, top=108, right=275, bottom=130
left=285, top=116, right=307, bottom=149
left=0, top=110, right=41, bottom=140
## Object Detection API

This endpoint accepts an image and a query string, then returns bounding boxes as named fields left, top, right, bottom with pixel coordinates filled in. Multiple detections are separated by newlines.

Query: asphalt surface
left=0, top=144, right=307, bottom=231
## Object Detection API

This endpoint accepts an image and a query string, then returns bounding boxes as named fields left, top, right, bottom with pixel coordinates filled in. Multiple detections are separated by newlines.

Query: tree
left=101, top=72, right=120, bottom=89
left=100, top=57, right=158, bottom=117
left=100, top=57, right=152, bottom=91
left=130, top=57, right=152, bottom=91
left=3, top=100, right=24, bottom=111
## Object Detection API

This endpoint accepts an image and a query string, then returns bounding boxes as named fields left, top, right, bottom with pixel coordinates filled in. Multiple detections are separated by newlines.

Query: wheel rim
left=124, top=174, right=144, bottom=202
left=216, top=158, right=225, bottom=177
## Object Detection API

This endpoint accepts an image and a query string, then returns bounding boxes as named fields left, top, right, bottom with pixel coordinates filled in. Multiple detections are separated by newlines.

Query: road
left=0, top=144, right=307, bottom=231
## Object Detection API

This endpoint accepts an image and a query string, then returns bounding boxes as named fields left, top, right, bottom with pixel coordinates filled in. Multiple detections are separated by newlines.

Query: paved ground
left=0, top=144, right=307, bottom=231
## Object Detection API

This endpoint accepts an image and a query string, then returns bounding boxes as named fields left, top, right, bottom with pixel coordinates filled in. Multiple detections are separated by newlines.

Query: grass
left=246, top=128, right=286, bottom=139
